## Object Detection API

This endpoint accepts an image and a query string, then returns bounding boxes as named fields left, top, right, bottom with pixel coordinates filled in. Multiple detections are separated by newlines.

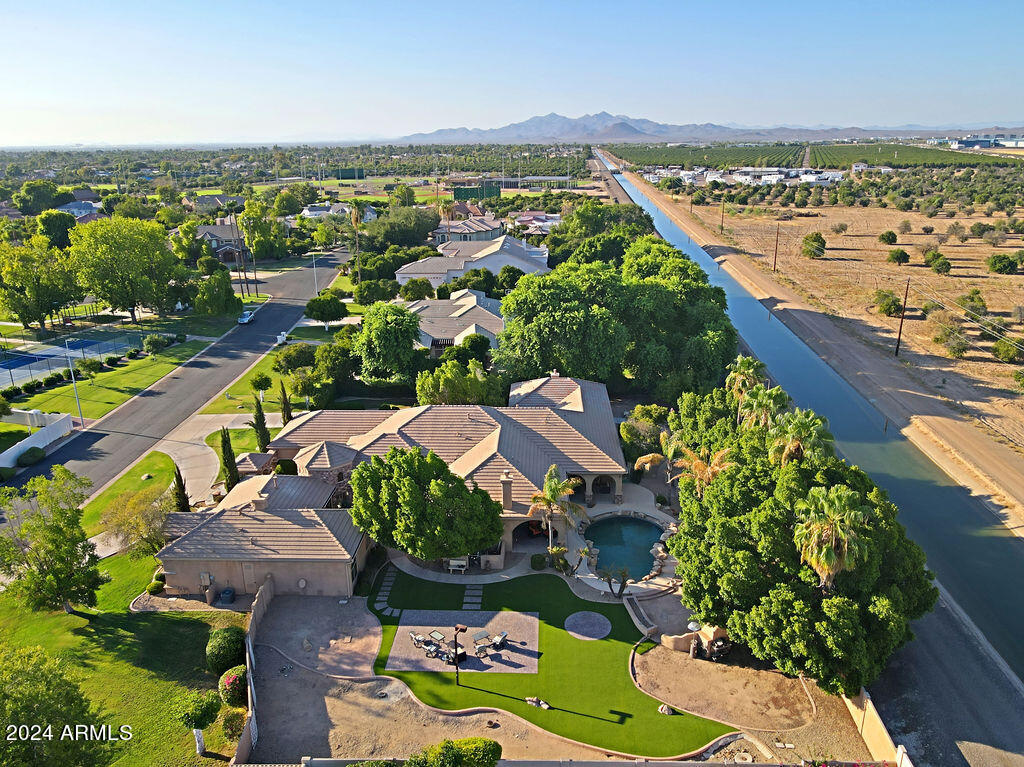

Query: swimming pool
left=586, top=516, right=662, bottom=578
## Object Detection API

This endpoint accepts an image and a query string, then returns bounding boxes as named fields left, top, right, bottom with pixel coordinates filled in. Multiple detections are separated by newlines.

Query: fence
left=844, top=688, right=915, bottom=767
left=232, top=575, right=276, bottom=766
left=0, top=411, right=73, bottom=469
left=0, top=329, right=146, bottom=389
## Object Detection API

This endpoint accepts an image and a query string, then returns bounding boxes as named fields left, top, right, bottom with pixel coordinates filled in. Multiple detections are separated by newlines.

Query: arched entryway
left=512, top=519, right=551, bottom=553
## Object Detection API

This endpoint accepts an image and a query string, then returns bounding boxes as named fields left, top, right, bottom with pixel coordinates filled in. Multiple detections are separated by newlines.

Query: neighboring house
left=157, top=474, right=369, bottom=599
left=396, top=234, right=548, bottom=288
left=400, top=289, right=504, bottom=355
left=74, top=212, right=108, bottom=224
left=71, top=188, right=99, bottom=202
left=266, top=374, right=627, bottom=567
left=195, top=217, right=247, bottom=261
left=184, top=194, right=246, bottom=212
left=56, top=200, right=101, bottom=218
left=451, top=201, right=485, bottom=219
left=432, top=214, right=503, bottom=244
left=300, top=203, right=332, bottom=218
left=509, top=210, right=561, bottom=236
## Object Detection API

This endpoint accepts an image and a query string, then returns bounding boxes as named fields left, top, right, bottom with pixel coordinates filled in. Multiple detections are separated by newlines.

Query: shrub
left=42, top=372, right=63, bottom=386
left=218, top=665, right=248, bottom=707
left=60, top=368, right=72, bottom=380
left=887, top=248, right=909, bottom=265
left=1013, top=369, right=1024, bottom=393
left=222, top=708, right=246, bottom=741
left=206, top=626, right=246, bottom=676
left=126, top=348, right=140, bottom=359
left=154, top=571, right=166, bottom=582
left=922, top=225, right=934, bottom=235
left=75, top=357, right=103, bottom=377
left=274, top=458, right=297, bottom=475
left=655, top=494, right=669, bottom=506
left=945, top=336, right=969, bottom=358
left=930, top=256, right=951, bottom=275
left=146, top=580, right=164, bottom=595
left=415, top=738, right=502, bottom=767
left=829, top=222, right=848, bottom=235
left=0, top=466, right=16, bottom=481
left=897, top=220, right=912, bottom=234
left=922, top=248, right=942, bottom=266
left=174, top=332, right=187, bottom=344
left=874, top=290, right=903, bottom=317
left=20, top=380, right=38, bottom=393
left=979, top=316, right=1008, bottom=341
left=1, top=385, right=22, bottom=398
left=530, top=553, right=547, bottom=570
left=142, top=334, right=169, bottom=354
left=16, top=446, right=45, bottom=467
left=878, top=230, right=898, bottom=245
left=801, top=231, right=826, bottom=259
left=956, top=289, right=987, bottom=317
left=104, top=355, right=122, bottom=366
left=992, top=338, right=1023, bottom=364
left=987, top=253, right=1019, bottom=275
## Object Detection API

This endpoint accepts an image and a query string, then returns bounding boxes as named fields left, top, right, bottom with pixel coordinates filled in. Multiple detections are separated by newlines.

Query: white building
left=396, top=234, right=548, bottom=288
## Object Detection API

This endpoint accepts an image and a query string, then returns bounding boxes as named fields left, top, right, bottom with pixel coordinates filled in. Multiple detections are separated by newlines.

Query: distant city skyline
left=0, top=0, right=1018, bottom=146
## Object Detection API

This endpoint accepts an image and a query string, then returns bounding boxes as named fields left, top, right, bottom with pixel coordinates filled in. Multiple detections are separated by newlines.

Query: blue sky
left=0, top=0, right=1018, bottom=146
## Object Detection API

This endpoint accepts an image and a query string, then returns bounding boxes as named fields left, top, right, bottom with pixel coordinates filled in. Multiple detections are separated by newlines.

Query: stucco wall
left=162, top=558, right=354, bottom=597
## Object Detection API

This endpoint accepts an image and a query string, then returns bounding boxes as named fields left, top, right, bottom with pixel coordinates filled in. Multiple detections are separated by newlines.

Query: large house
left=395, top=234, right=548, bottom=287
left=401, top=289, right=504, bottom=355
left=509, top=210, right=561, bottom=236
left=56, top=200, right=102, bottom=219
left=265, top=374, right=627, bottom=566
left=433, top=214, right=503, bottom=244
left=184, top=194, right=246, bottom=213
left=195, top=218, right=246, bottom=262
left=158, top=474, right=369, bottom=599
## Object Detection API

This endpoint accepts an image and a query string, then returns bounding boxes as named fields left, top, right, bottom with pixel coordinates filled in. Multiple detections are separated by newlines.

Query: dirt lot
left=675, top=192, right=1024, bottom=450
left=635, top=645, right=871, bottom=763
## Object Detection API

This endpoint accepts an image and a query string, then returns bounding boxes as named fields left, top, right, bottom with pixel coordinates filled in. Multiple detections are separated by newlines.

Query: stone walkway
left=462, top=583, right=483, bottom=610
left=373, top=565, right=401, bottom=618
left=388, top=549, right=536, bottom=584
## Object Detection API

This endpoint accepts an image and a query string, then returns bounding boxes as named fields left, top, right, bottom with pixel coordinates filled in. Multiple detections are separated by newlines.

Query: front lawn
left=81, top=451, right=175, bottom=536
left=0, top=553, right=246, bottom=767
left=204, top=427, right=281, bottom=481
left=18, top=341, right=208, bottom=419
left=200, top=353, right=307, bottom=415
left=370, top=572, right=732, bottom=756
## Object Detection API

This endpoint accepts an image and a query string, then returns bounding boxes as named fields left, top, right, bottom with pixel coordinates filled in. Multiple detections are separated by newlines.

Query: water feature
left=599, top=152, right=1024, bottom=678
left=586, top=516, right=662, bottom=578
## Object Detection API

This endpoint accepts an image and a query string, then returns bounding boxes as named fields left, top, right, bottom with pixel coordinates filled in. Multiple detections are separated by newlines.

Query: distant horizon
left=1, top=0, right=1018, bottom=146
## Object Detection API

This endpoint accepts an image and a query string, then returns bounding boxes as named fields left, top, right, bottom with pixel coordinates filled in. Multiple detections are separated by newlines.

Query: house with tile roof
left=395, top=234, right=548, bottom=288
left=432, top=214, right=503, bottom=244
left=157, top=474, right=369, bottom=599
left=400, top=289, right=504, bottom=355
left=266, top=374, right=626, bottom=565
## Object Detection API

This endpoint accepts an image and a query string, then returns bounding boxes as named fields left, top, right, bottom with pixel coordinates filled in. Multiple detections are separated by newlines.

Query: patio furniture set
left=409, top=628, right=509, bottom=664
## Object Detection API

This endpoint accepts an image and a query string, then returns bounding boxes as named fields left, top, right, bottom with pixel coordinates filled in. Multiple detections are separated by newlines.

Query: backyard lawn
left=80, top=451, right=175, bottom=535
left=0, top=553, right=246, bottom=767
left=0, top=422, right=30, bottom=453
left=18, top=341, right=208, bottom=419
left=369, top=571, right=732, bottom=757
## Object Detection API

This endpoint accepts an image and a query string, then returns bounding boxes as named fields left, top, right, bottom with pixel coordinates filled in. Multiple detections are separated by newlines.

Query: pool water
left=586, top=516, right=661, bottom=578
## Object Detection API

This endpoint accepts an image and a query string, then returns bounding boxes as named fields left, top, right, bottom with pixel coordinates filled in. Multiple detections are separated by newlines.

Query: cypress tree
left=172, top=462, right=190, bottom=513
left=249, top=397, right=271, bottom=453
left=278, top=378, right=292, bottom=425
left=220, top=426, right=239, bottom=491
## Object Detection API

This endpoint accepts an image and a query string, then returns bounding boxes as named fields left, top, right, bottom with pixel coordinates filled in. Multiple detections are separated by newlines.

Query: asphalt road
left=13, top=254, right=340, bottom=493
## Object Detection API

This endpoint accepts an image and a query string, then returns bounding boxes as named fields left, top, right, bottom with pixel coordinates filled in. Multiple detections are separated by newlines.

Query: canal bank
left=598, top=152, right=1024, bottom=766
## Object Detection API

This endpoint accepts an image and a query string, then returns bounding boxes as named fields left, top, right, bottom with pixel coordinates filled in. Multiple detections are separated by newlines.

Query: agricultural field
left=605, top=143, right=805, bottom=169
left=809, top=143, right=1023, bottom=169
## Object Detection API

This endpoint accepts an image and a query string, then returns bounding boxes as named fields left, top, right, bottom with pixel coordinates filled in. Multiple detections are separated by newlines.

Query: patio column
left=613, top=474, right=624, bottom=505
left=583, top=475, right=595, bottom=507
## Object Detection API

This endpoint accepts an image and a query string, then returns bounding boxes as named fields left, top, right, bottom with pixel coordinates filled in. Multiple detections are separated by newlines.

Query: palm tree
left=725, top=355, right=766, bottom=402
left=438, top=199, right=455, bottom=244
left=794, top=485, right=870, bottom=589
left=670, top=446, right=736, bottom=498
left=737, top=384, right=789, bottom=429
left=769, top=408, right=834, bottom=465
left=634, top=430, right=687, bottom=485
left=349, top=201, right=364, bottom=282
left=528, top=465, right=585, bottom=551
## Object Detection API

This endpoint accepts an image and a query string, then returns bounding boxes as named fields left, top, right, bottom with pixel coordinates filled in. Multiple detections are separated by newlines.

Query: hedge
left=206, top=626, right=246, bottom=676
left=218, top=665, right=248, bottom=707
left=146, top=581, right=164, bottom=595
left=530, top=553, right=547, bottom=570
left=16, top=446, right=45, bottom=467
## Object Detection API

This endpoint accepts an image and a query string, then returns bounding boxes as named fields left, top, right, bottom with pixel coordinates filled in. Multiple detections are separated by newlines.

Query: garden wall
left=844, top=688, right=914, bottom=767
left=0, top=411, right=73, bottom=469
left=231, top=574, right=275, bottom=766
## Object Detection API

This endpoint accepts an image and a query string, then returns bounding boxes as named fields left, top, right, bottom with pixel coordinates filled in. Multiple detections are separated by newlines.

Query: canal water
left=602, top=155, right=1024, bottom=678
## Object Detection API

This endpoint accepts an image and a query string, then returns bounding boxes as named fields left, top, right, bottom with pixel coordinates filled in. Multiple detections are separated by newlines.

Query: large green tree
left=416, top=359, right=506, bottom=406
left=666, top=386, right=937, bottom=696
left=69, top=217, right=177, bottom=321
left=0, top=239, right=82, bottom=329
left=0, top=646, right=108, bottom=767
left=12, top=180, right=72, bottom=215
left=350, top=447, right=503, bottom=561
left=0, top=466, right=107, bottom=614
left=194, top=270, right=242, bottom=316
left=238, top=198, right=286, bottom=262
left=353, top=302, right=421, bottom=384
left=169, top=219, right=214, bottom=264
left=36, top=209, right=77, bottom=249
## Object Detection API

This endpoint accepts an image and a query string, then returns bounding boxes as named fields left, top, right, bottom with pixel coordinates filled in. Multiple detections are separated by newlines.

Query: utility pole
left=64, top=341, right=84, bottom=427
left=894, top=278, right=911, bottom=357
left=772, top=222, right=780, bottom=271
left=719, top=200, right=725, bottom=233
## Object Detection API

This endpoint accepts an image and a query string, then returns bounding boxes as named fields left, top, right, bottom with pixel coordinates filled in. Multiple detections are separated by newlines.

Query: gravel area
left=564, top=610, right=612, bottom=640
left=249, top=650, right=609, bottom=763
left=131, top=591, right=254, bottom=612
left=387, top=609, right=539, bottom=674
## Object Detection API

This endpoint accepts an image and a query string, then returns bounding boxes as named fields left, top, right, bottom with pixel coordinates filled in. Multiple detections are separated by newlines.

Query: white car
left=237, top=310, right=255, bottom=325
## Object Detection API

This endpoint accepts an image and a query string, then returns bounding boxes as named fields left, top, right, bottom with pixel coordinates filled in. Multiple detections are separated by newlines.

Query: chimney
left=500, top=470, right=513, bottom=510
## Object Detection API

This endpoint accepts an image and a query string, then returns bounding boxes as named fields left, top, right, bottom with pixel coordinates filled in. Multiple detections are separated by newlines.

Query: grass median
left=19, top=341, right=207, bottom=419
left=80, top=451, right=175, bottom=536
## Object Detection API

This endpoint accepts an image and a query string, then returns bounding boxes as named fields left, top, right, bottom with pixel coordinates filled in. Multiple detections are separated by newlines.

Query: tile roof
left=157, top=507, right=360, bottom=561
left=236, top=452, right=274, bottom=473
left=294, top=441, right=359, bottom=472
left=396, top=235, right=548, bottom=281
left=433, top=215, right=502, bottom=237
left=215, top=474, right=335, bottom=512
left=164, top=511, right=216, bottom=540
left=270, top=410, right=393, bottom=452
left=402, top=289, right=504, bottom=345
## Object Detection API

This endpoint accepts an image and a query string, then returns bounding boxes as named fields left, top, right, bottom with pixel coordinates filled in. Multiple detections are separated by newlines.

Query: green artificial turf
left=19, top=341, right=207, bottom=419
left=0, top=553, right=246, bottom=766
left=80, top=451, right=176, bottom=536
left=371, top=572, right=732, bottom=756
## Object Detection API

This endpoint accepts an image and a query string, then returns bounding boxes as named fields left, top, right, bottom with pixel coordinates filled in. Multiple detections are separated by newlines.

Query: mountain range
left=398, top=112, right=1024, bottom=144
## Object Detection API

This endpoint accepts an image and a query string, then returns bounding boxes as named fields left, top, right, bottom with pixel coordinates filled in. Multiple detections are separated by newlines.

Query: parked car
left=237, top=310, right=255, bottom=324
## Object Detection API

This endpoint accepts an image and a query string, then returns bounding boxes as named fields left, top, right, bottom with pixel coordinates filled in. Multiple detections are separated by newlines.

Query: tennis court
left=0, top=330, right=145, bottom=387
